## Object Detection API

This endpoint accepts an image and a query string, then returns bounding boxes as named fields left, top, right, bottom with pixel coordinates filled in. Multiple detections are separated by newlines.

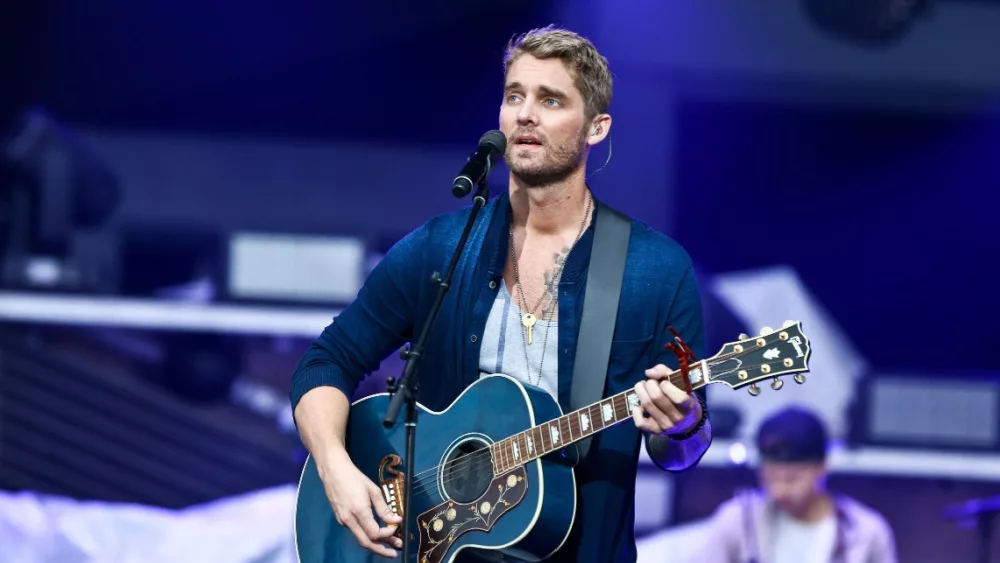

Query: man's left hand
left=631, top=364, right=702, bottom=436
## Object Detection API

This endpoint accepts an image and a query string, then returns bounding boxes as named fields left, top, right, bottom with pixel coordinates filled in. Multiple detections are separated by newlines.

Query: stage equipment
left=379, top=129, right=505, bottom=563
left=847, top=371, right=1000, bottom=452
left=944, top=494, right=1000, bottom=563
left=0, top=108, right=121, bottom=292
left=804, top=0, right=932, bottom=45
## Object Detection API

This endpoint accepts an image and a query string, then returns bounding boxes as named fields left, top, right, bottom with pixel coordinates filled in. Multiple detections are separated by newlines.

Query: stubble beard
left=505, top=127, right=588, bottom=189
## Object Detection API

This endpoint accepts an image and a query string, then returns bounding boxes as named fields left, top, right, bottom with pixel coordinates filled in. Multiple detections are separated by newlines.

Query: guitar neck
left=488, top=320, right=814, bottom=475
left=490, top=361, right=709, bottom=475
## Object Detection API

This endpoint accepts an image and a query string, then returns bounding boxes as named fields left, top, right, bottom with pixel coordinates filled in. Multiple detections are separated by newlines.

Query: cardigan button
left=489, top=280, right=497, bottom=289
left=470, top=334, right=478, bottom=343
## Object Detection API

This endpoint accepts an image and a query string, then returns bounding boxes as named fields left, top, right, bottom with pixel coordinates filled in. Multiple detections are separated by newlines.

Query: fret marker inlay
left=689, top=364, right=704, bottom=384
left=626, top=392, right=640, bottom=412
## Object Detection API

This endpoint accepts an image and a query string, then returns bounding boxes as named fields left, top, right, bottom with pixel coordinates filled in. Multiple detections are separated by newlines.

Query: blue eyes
left=506, top=95, right=560, bottom=107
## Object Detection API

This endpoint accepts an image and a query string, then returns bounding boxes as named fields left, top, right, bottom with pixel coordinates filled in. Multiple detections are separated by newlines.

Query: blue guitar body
left=294, top=374, right=578, bottom=563
left=294, top=322, right=817, bottom=562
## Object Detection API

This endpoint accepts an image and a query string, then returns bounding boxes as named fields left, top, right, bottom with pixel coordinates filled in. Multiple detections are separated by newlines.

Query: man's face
left=759, top=460, right=827, bottom=517
left=499, top=54, right=590, bottom=187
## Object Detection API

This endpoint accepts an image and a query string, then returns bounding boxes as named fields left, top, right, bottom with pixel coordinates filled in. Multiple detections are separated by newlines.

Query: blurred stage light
left=804, top=0, right=932, bottom=46
left=728, top=442, right=748, bottom=465
left=0, top=108, right=121, bottom=291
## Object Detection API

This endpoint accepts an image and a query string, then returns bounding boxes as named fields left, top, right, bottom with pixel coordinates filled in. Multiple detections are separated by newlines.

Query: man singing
left=290, top=26, right=713, bottom=562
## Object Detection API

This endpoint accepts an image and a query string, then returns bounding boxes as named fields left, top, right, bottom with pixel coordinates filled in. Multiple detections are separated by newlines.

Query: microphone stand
left=383, top=178, right=493, bottom=563
left=943, top=494, right=1000, bottom=563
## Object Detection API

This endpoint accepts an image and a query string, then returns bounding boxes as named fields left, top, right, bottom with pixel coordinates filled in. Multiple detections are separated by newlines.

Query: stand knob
left=748, top=383, right=760, bottom=396
left=771, top=378, right=783, bottom=390
left=793, top=374, right=806, bottom=384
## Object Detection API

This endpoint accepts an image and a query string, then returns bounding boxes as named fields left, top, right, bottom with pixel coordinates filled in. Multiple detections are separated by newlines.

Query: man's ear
left=587, top=114, right=612, bottom=146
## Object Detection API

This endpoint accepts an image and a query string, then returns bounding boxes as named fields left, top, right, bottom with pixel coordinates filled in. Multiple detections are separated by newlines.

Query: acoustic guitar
left=294, top=321, right=813, bottom=562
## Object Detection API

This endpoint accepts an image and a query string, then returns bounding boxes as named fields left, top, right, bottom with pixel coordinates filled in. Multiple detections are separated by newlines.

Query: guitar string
left=394, top=340, right=801, bottom=495
left=403, top=354, right=797, bottom=497
left=405, top=416, right=636, bottom=498
left=403, top=375, right=714, bottom=495
left=402, top=348, right=715, bottom=487
left=404, top=381, right=685, bottom=494
left=405, top=415, right=631, bottom=498
left=406, top=400, right=651, bottom=498
left=404, top=391, right=641, bottom=491
left=401, top=354, right=797, bottom=495
left=402, top=396, right=639, bottom=499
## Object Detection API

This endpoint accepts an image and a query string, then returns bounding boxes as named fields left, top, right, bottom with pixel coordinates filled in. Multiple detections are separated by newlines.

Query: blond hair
left=503, top=25, right=613, bottom=119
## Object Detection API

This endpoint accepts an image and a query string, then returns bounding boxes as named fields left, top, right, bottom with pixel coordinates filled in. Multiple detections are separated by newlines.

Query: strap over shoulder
left=570, top=199, right=632, bottom=460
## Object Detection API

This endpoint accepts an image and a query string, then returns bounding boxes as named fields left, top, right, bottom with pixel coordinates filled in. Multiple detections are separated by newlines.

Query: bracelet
left=665, top=392, right=708, bottom=441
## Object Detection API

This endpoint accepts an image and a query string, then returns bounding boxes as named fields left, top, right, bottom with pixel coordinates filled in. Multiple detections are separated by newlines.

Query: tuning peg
left=759, top=326, right=774, bottom=336
left=748, top=383, right=760, bottom=396
left=793, top=374, right=806, bottom=384
left=738, top=333, right=749, bottom=341
left=771, top=378, right=783, bottom=390
left=782, top=320, right=796, bottom=328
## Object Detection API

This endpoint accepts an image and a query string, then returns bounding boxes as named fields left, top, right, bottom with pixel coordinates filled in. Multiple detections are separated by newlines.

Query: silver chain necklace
left=507, top=192, right=593, bottom=385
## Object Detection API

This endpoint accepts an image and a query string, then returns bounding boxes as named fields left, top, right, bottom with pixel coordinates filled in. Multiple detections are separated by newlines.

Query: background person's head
left=756, top=406, right=830, bottom=519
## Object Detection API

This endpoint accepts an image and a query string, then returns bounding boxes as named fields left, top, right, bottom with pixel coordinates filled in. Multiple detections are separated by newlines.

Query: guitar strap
left=570, top=199, right=632, bottom=461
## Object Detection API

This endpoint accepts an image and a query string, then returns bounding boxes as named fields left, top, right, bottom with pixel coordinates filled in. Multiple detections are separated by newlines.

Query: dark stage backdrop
left=674, top=97, right=999, bottom=373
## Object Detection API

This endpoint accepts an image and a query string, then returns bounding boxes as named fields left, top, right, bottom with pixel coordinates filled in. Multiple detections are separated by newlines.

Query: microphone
left=452, top=130, right=507, bottom=198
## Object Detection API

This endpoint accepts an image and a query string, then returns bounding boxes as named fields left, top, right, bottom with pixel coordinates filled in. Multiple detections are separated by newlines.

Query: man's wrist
left=662, top=393, right=708, bottom=441
left=316, top=440, right=351, bottom=473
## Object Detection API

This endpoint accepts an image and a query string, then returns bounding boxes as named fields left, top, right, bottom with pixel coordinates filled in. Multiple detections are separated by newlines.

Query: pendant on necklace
left=522, top=313, right=537, bottom=344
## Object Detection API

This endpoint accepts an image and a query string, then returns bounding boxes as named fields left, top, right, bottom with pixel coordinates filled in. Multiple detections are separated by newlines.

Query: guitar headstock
left=706, top=321, right=812, bottom=396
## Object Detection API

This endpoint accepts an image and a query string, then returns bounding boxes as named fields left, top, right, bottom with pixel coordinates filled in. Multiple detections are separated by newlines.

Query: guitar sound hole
left=440, top=438, right=494, bottom=504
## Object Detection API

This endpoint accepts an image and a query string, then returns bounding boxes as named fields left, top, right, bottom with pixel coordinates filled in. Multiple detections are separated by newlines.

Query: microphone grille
left=479, top=129, right=507, bottom=154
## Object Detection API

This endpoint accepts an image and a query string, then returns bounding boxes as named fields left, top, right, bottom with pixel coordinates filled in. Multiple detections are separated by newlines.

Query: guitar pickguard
left=416, top=466, right=528, bottom=563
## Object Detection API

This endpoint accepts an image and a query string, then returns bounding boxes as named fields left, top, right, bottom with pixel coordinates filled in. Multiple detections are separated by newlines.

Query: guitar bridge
left=378, top=454, right=405, bottom=537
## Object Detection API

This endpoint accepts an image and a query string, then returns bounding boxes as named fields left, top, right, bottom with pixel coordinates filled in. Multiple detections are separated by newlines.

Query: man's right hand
left=319, top=451, right=404, bottom=558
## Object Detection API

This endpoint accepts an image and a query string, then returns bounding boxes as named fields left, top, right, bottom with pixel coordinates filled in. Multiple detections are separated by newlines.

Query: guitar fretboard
left=489, top=360, right=708, bottom=475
